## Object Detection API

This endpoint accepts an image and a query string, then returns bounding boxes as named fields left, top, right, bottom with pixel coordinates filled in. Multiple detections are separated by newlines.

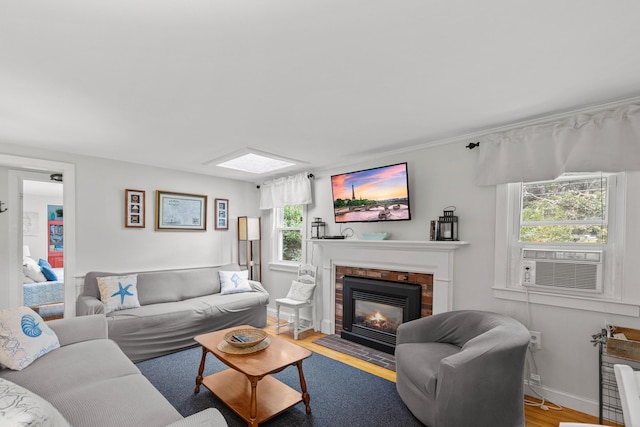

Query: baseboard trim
left=525, top=380, right=599, bottom=417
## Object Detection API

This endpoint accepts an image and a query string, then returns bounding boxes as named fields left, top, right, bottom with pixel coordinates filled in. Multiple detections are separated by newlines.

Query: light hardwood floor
left=264, top=317, right=605, bottom=427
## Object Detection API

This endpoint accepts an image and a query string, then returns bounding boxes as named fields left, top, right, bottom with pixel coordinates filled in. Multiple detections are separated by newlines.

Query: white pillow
left=0, top=306, right=60, bottom=371
left=97, top=274, right=141, bottom=314
left=286, top=280, right=316, bottom=301
left=0, top=378, right=70, bottom=426
left=219, top=270, right=253, bottom=295
left=23, top=257, right=47, bottom=283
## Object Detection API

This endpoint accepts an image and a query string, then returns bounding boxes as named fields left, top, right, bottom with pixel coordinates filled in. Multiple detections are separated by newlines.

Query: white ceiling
left=2, top=1, right=640, bottom=182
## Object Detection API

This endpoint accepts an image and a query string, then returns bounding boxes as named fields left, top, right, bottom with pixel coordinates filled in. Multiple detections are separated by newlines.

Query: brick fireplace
left=310, top=239, right=466, bottom=336
left=334, top=265, right=433, bottom=334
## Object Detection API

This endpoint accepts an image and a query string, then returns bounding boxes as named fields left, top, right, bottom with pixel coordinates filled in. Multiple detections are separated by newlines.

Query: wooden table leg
left=249, top=378, right=258, bottom=426
left=296, top=360, right=311, bottom=413
left=194, top=346, right=207, bottom=394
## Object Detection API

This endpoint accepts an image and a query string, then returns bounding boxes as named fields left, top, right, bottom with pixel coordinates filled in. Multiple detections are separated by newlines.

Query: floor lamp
left=238, top=216, right=261, bottom=281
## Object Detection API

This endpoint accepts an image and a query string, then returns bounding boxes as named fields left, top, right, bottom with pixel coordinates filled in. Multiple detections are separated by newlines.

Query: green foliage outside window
left=520, top=177, right=608, bottom=243
left=282, top=205, right=303, bottom=261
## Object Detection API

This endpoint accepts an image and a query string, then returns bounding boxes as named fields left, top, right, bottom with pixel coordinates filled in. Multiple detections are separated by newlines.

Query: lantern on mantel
left=437, top=207, right=458, bottom=241
left=311, top=217, right=326, bottom=239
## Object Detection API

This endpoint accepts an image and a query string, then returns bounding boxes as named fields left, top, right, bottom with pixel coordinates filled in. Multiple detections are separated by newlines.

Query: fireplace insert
left=341, top=275, right=421, bottom=354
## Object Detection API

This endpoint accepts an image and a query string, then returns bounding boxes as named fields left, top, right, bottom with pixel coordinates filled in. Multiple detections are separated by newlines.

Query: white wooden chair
left=275, top=263, right=318, bottom=340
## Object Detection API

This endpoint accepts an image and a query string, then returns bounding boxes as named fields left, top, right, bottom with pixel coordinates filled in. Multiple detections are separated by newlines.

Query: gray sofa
left=0, top=315, right=227, bottom=426
left=76, top=264, right=269, bottom=362
left=395, top=310, right=530, bottom=427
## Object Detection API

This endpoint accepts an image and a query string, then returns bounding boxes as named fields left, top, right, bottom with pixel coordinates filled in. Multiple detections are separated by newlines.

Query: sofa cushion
left=0, top=306, right=60, bottom=371
left=0, top=377, right=70, bottom=426
left=82, top=264, right=241, bottom=306
left=219, top=270, right=252, bottom=295
left=97, top=274, right=141, bottom=314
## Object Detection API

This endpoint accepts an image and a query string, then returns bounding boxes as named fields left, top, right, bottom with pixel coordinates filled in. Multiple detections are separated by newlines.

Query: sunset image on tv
left=331, top=163, right=411, bottom=223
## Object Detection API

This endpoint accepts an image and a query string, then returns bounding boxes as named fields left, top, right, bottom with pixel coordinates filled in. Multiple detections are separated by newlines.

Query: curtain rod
left=256, top=173, right=314, bottom=189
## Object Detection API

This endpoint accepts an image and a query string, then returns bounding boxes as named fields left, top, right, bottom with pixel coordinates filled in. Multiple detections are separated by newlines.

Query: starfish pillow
left=97, top=274, right=141, bottom=314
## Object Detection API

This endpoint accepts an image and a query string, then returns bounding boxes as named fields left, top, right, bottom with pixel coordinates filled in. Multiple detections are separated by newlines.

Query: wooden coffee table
left=194, top=325, right=312, bottom=426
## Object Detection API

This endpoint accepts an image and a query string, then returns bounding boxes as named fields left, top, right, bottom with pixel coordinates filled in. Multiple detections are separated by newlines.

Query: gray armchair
left=395, top=310, right=530, bottom=427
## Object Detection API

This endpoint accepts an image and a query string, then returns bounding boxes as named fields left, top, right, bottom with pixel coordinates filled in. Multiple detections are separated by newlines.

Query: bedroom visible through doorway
left=22, top=177, right=65, bottom=320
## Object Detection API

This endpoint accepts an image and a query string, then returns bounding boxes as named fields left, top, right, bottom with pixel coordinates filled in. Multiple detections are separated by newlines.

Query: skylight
left=216, top=153, right=295, bottom=174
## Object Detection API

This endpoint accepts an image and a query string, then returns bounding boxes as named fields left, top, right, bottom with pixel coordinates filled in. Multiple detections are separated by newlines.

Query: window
left=520, top=175, right=608, bottom=245
left=274, top=205, right=305, bottom=263
left=493, top=172, right=630, bottom=314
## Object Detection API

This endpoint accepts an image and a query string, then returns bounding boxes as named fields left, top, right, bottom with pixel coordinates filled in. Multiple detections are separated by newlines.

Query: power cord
left=523, top=288, right=564, bottom=412
left=339, top=224, right=354, bottom=238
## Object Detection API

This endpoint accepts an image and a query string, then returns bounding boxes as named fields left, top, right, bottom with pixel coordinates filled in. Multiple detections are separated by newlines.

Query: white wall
left=0, top=143, right=260, bottom=311
left=261, top=141, right=640, bottom=415
left=3, top=138, right=640, bottom=415
left=23, top=193, right=63, bottom=262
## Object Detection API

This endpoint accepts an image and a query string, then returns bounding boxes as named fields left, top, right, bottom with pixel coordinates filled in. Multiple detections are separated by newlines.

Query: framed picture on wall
left=215, top=198, right=229, bottom=230
left=156, top=190, right=207, bottom=231
left=125, top=189, right=145, bottom=228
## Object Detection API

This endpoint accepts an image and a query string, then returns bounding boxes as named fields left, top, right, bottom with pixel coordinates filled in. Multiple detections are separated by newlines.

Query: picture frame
left=215, top=198, right=229, bottom=230
left=156, top=190, right=207, bottom=231
left=125, top=189, right=145, bottom=228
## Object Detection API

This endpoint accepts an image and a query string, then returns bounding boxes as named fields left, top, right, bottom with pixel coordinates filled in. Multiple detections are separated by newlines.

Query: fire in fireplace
left=341, top=275, right=421, bottom=354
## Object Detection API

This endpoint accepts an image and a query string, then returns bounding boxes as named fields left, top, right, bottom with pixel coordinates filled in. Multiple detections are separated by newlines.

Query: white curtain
left=476, top=104, right=640, bottom=185
left=259, top=172, right=312, bottom=209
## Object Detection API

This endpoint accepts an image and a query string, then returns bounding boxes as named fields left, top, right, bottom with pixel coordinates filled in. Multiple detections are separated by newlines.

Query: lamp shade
left=238, top=217, right=260, bottom=241
left=23, top=245, right=31, bottom=257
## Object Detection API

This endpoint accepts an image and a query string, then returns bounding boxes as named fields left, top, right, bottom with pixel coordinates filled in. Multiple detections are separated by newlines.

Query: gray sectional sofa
left=76, top=263, right=269, bottom=362
left=0, top=314, right=227, bottom=426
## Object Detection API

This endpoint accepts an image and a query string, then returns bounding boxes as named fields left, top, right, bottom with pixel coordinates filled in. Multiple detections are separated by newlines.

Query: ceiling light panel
left=216, top=153, right=295, bottom=174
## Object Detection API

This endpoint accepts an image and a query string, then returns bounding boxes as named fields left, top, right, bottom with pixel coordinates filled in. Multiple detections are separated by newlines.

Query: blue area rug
left=136, top=345, right=423, bottom=427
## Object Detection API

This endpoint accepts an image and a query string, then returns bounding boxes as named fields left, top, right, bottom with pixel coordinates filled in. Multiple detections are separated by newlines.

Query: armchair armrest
left=47, top=314, right=108, bottom=346
left=396, top=314, right=454, bottom=345
left=76, top=295, right=105, bottom=316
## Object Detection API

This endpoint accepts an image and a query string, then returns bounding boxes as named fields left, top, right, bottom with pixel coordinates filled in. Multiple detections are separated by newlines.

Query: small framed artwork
left=125, top=189, right=145, bottom=228
left=215, top=198, right=229, bottom=230
left=156, top=190, right=207, bottom=231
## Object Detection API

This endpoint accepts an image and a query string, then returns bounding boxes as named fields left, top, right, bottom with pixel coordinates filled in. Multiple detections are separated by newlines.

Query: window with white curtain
left=493, top=172, right=629, bottom=313
left=273, top=205, right=305, bottom=264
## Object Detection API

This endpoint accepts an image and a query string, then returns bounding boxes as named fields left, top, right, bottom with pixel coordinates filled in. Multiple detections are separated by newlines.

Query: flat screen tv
left=331, top=162, right=411, bottom=223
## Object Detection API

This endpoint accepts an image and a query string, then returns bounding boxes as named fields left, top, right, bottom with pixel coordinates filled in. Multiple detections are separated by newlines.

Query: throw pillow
left=37, top=258, right=52, bottom=269
left=97, top=274, right=141, bottom=314
left=219, top=270, right=253, bottom=295
left=0, top=306, right=60, bottom=371
left=23, top=258, right=47, bottom=283
left=286, top=280, right=316, bottom=301
left=39, top=265, right=58, bottom=282
left=0, top=378, right=70, bottom=426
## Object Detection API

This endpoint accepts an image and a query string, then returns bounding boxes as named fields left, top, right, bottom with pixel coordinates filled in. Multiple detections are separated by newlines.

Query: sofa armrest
left=76, top=295, right=105, bottom=316
left=249, top=280, right=270, bottom=300
left=47, top=314, right=108, bottom=346
left=165, top=408, right=227, bottom=427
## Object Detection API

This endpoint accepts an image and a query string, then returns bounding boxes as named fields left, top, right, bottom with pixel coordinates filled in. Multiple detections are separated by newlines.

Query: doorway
left=22, top=177, right=65, bottom=320
left=0, top=154, right=75, bottom=317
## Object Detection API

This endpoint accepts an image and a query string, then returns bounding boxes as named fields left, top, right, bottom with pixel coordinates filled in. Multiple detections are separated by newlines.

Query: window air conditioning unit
left=521, top=249, right=603, bottom=293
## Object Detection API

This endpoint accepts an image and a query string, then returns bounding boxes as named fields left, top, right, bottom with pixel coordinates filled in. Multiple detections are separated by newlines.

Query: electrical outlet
left=529, top=331, right=542, bottom=350
left=530, top=373, right=541, bottom=383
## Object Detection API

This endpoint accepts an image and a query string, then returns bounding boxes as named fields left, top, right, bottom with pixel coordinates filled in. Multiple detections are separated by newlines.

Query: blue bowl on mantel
left=362, top=233, right=390, bottom=240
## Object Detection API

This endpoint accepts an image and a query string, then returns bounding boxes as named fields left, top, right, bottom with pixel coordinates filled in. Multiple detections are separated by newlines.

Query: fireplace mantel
left=310, top=239, right=469, bottom=335
left=310, top=239, right=468, bottom=251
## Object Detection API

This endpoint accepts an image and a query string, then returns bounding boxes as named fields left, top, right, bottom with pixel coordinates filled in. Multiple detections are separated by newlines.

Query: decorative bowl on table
left=223, top=328, right=268, bottom=348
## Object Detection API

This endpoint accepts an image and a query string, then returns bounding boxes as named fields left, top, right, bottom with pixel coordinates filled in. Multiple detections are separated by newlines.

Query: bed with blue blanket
left=23, top=267, right=65, bottom=319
